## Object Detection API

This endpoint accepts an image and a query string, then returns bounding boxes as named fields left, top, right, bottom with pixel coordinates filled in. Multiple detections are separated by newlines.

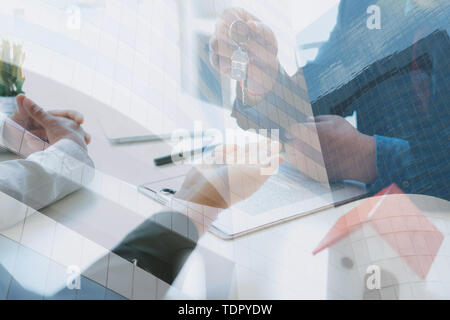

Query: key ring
left=229, top=20, right=250, bottom=47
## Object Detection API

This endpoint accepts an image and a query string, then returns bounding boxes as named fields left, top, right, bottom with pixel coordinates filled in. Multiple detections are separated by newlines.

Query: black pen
left=153, top=144, right=219, bottom=166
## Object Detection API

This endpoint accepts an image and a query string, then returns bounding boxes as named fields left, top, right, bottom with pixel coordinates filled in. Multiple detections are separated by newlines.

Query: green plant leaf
left=0, top=40, right=26, bottom=97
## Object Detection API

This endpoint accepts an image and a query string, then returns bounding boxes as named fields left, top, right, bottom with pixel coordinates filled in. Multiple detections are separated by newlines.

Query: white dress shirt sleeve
left=0, top=114, right=95, bottom=230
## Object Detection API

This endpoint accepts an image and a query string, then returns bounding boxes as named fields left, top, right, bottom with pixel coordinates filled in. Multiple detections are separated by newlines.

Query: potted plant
left=0, top=40, right=26, bottom=116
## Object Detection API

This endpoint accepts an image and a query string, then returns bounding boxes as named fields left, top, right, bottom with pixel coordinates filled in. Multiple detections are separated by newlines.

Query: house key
left=229, top=20, right=250, bottom=104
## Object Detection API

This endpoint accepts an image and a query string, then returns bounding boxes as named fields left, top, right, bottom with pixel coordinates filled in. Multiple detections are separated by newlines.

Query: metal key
left=231, top=47, right=249, bottom=104
left=229, top=20, right=250, bottom=104
left=231, top=46, right=249, bottom=82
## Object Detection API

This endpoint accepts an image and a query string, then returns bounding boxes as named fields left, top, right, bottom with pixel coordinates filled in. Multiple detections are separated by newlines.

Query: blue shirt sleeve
left=368, top=135, right=415, bottom=194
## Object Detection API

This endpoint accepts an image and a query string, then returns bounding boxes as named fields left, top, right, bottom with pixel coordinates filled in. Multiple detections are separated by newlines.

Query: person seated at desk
left=209, top=1, right=450, bottom=200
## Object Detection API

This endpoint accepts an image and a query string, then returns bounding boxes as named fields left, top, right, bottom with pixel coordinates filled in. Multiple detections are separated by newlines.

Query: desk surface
left=1, top=73, right=450, bottom=300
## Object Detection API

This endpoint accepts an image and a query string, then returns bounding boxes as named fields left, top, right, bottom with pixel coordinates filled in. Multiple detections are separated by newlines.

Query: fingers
left=220, top=7, right=260, bottom=28
left=22, top=97, right=55, bottom=127
left=49, top=110, right=84, bottom=124
left=18, top=96, right=91, bottom=148
left=16, top=94, right=26, bottom=109
left=209, top=51, right=232, bottom=76
left=209, top=36, right=235, bottom=60
left=236, top=8, right=260, bottom=22
left=210, top=142, right=281, bottom=172
left=70, top=123, right=91, bottom=145
left=80, top=128, right=91, bottom=145
left=212, top=20, right=276, bottom=61
left=176, top=167, right=229, bottom=209
left=246, top=20, right=278, bottom=56
left=212, top=7, right=276, bottom=60
left=289, top=119, right=328, bottom=135
left=14, top=94, right=32, bottom=128
left=309, top=115, right=338, bottom=123
left=210, top=15, right=279, bottom=92
left=219, top=8, right=245, bottom=28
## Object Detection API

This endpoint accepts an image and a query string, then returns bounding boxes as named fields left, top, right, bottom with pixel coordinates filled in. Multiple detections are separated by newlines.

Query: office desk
left=1, top=73, right=450, bottom=300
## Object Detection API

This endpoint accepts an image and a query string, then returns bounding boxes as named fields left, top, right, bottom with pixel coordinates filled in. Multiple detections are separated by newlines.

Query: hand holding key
left=209, top=8, right=279, bottom=99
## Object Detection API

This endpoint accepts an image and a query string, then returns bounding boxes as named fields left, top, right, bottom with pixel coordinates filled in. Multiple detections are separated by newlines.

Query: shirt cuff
left=39, top=138, right=90, bottom=163
left=27, top=138, right=95, bottom=187
left=368, top=135, right=414, bottom=194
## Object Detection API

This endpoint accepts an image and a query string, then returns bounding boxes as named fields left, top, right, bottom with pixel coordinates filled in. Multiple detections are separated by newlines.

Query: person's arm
left=113, top=146, right=284, bottom=285
left=112, top=211, right=199, bottom=285
left=0, top=98, right=94, bottom=230
left=368, top=135, right=415, bottom=193
left=112, top=141, right=284, bottom=285
left=0, top=138, right=94, bottom=210
left=367, top=135, right=450, bottom=200
left=231, top=0, right=368, bottom=119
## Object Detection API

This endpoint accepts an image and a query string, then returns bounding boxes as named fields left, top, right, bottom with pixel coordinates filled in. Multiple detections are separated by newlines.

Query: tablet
left=138, top=163, right=367, bottom=239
